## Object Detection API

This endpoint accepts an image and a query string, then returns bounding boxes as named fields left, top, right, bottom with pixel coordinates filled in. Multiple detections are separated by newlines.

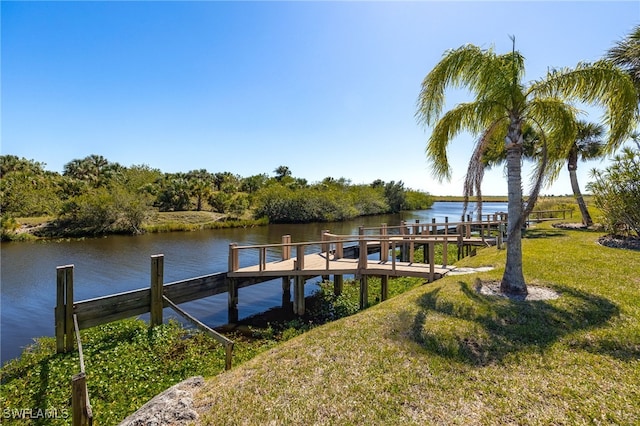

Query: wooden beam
left=65, top=266, right=74, bottom=353
left=150, top=254, right=164, bottom=327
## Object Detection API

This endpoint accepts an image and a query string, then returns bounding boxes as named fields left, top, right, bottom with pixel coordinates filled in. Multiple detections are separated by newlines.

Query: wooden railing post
left=380, top=224, right=388, bottom=261
left=55, top=265, right=73, bottom=353
left=428, top=242, right=435, bottom=282
left=321, top=230, right=329, bottom=257
left=297, top=244, right=306, bottom=270
left=150, top=254, right=164, bottom=327
left=336, top=239, right=343, bottom=259
left=64, top=266, right=74, bottom=353
left=282, top=235, right=291, bottom=261
left=229, top=243, right=239, bottom=271
left=72, top=372, right=92, bottom=426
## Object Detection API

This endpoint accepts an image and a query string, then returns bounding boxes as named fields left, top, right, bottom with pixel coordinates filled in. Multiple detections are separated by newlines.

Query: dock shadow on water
left=409, top=281, right=621, bottom=366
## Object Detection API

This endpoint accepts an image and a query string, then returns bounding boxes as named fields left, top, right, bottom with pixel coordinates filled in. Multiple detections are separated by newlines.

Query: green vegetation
left=2, top=222, right=637, bottom=424
left=0, top=156, right=433, bottom=240
left=589, top=143, right=640, bottom=236
left=195, top=222, right=640, bottom=424
left=0, top=319, right=276, bottom=425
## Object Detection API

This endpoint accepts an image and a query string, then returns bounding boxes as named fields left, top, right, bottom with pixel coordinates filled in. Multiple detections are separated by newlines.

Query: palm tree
left=607, top=25, right=640, bottom=100
left=563, top=121, right=605, bottom=226
left=416, top=40, right=638, bottom=295
left=274, top=165, right=291, bottom=182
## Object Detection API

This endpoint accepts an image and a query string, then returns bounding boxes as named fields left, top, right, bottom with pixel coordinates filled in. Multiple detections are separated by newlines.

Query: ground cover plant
left=194, top=221, right=640, bottom=425
left=0, top=273, right=424, bottom=424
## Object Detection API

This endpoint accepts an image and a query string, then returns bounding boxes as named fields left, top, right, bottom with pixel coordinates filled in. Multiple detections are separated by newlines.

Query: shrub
left=588, top=145, right=640, bottom=236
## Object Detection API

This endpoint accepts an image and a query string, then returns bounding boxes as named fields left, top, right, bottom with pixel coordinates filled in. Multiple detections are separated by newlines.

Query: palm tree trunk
left=501, top=123, right=528, bottom=295
left=567, top=152, right=592, bottom=226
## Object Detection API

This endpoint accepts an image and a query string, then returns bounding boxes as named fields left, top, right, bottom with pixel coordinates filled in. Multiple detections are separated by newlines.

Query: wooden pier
left=55, top=217, right=506, bottom=358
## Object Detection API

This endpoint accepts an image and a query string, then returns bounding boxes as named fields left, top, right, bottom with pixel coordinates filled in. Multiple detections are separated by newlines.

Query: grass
left=194, top=221, right=640, bottom=425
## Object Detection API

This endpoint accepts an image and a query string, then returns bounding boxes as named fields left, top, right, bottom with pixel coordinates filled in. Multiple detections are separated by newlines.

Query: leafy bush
left=588, top=145, right=640, bottom=236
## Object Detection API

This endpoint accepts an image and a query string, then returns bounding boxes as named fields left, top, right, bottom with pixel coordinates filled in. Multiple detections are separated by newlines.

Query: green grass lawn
left=194, top=222, right=640, bottom=425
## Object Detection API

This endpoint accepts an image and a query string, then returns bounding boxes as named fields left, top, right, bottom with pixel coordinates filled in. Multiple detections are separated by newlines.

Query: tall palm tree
left=563, top=121, right=605, bottom=226
left=416, top=40, right=638, bottom=295
left=607, top=25, right=640, bottom=100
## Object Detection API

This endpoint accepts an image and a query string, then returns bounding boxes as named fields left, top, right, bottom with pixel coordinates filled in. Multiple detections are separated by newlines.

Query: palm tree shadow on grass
left=522, top=228, right=567, bottom=239
left=409, top=282, right=622, bottom=365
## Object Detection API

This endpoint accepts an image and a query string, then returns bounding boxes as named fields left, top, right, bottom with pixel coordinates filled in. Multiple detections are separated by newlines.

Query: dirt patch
left=475, top=280, right=560, bottom=301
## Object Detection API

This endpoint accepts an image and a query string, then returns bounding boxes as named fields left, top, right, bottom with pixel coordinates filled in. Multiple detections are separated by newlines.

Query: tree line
left=0, top=154, right=433, bottom=237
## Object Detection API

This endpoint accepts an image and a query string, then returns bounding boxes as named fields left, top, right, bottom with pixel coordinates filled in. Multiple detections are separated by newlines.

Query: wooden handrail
left=163, top=295, right=234, bottom=370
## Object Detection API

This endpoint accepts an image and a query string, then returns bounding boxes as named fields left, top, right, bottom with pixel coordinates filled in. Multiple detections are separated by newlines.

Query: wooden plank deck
left=227, top=252, right=454, bottom=280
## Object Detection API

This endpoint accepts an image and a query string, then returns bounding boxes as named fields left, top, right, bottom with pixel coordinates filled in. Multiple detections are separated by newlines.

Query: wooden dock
left=56, top=217, right=507, bottom=354
left=228, top=252, right=453, bottom=279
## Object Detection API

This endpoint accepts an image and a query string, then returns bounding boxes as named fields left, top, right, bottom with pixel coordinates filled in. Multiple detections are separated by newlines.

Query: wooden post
left=359, top=275, right=368, bottom=309
left=282, top=277, right=291, bottom=311
left=55, top=265, right=72, bottom=353
left=442, top=238, right=448, bottom=267
left=150, top=255, right=164, bottom=327
left=293, top=270, right=305, bottom=316
left=259, top=248, right=266, bottom=271
left=322, top=231, right=330, bottom=280
left=293, top=261, right=305, bottom=315
left=428, top=242, right=435, bottom=282
left=297, top=244, right=306, bottom=270
left=72, top=372, right=92, bottom=426
left=380, top=223, right=388, bottom=261
left=381, top=275, right=388, bottom=301
left=282, top=235, right=291, bottom=260
left=321, top=230, right=329, bottom=256
left=334, top=275, right=343, bottom=296
left=228, top=278, right=238, bottom=323
left=457, top=225, right=463, bottom=260
left=391, top=241, right=397, bottom=273
left=399, top=221, right=407, bottom=262
left=358, top=237, right=367, bottom=271
left=229, top=243, right=239, bottom=271
left=225, top=342, right=234, bottom=371
left=65, top=266, right=74, bottom=353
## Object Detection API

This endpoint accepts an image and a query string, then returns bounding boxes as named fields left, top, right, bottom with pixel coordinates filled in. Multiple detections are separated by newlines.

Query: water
left=0, top=201, right=506, bottom=364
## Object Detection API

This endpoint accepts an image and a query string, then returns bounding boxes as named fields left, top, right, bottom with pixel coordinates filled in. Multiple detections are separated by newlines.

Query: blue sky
left=2, top=1, right=638, bottom=196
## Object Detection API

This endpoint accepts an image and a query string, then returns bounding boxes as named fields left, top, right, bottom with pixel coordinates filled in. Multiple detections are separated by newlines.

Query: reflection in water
left=0, top=202, right=506, bottom=363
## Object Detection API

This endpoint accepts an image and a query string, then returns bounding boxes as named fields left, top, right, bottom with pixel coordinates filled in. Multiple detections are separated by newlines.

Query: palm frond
left=416, top=45, right=486, bottom=126
left=426, top=101, right=507, bottom=181
left=532, top=61, right=639, bottom=152
left=415, top=44, right=521, bottom=126
left=462, top=121, right=505, bottom=218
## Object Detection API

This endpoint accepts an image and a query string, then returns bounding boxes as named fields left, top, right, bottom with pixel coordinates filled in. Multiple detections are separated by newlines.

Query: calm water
left=0, top=202, right=506, bottom=364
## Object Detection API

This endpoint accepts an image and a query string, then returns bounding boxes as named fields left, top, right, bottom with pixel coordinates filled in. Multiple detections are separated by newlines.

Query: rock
left=118, top=376, right=204, bottom=426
